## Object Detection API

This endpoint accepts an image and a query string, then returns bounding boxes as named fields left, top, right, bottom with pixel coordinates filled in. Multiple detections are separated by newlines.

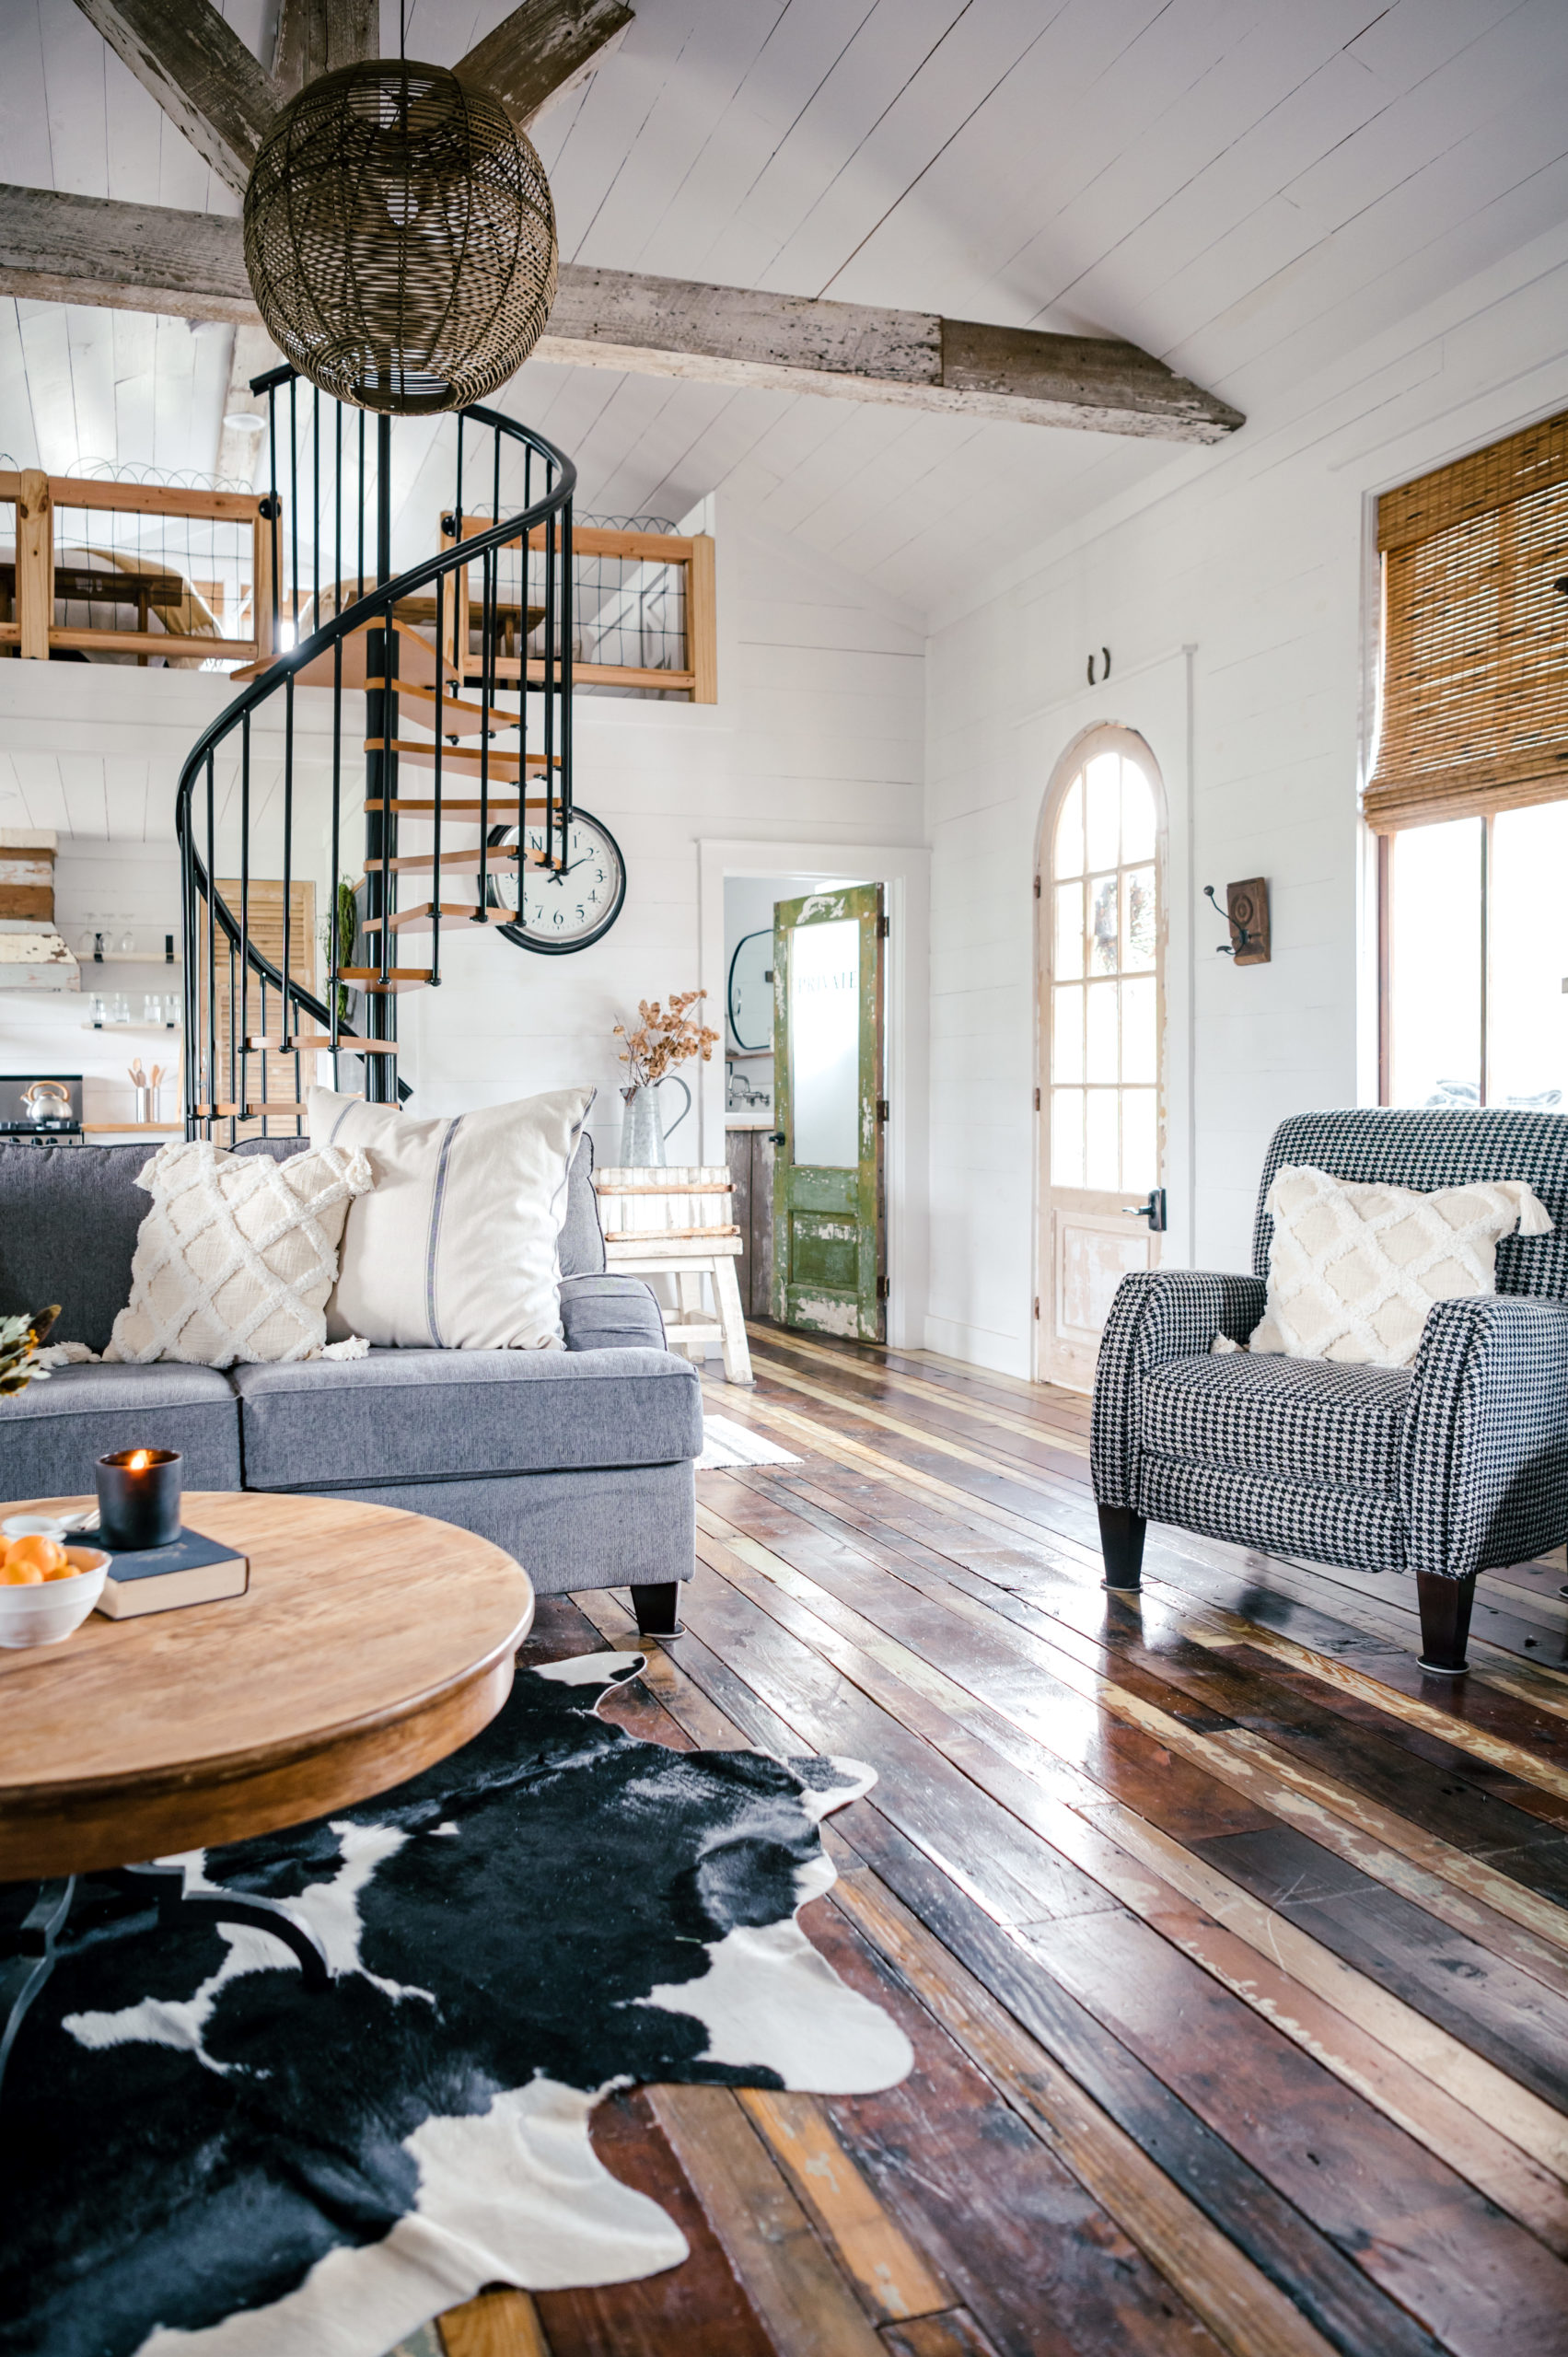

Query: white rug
left=697, top=1413, right=803, bottom=1470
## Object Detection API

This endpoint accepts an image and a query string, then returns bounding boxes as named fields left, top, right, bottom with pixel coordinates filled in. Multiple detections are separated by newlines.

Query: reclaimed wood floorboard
left=423, top=1339, right=1568, bottom=2357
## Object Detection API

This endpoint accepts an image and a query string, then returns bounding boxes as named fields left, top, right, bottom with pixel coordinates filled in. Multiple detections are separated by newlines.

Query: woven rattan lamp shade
left=1366, top=409, right=1568, bottom=832
left=244, top=62, right=557, bottom=416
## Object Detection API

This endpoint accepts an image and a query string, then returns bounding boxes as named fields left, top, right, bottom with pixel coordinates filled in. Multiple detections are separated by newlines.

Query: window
left=1383, top=807, right=1568, bottom=1109
left=1048, top=746, right=1159, bottom=1191
left=1374, top=411, right=1568, bottom=1109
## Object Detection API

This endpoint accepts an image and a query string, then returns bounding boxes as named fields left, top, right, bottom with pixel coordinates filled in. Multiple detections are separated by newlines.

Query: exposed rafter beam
left=272, top=0, right=378, bottom=97
left=0, top=188, right=1245, bottom=442
left=457, top=0, right=634, bottom=127
left=71, top=0, right=282, bottom=199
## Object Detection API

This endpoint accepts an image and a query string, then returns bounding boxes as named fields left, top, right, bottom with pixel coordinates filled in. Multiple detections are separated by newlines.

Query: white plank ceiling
left=2, top=0, right=1566, bottom=610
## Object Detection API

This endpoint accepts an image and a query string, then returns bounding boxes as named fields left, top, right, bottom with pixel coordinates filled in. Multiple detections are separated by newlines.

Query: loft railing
left=175, top=378, right=576, bottom=1139
left=0, top=470, right=271, bottom=668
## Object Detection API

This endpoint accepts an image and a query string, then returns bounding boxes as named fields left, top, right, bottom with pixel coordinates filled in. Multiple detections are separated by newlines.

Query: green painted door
left=771, top=884, right=886, bottom=1341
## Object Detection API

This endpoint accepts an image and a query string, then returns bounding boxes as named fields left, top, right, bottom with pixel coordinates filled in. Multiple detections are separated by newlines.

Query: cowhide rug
left=0, top=1652, right=912, bottom=2357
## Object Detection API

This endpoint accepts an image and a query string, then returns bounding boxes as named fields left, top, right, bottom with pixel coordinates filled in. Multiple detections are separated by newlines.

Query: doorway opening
left=1037, top=726, right=1167, bottom=1391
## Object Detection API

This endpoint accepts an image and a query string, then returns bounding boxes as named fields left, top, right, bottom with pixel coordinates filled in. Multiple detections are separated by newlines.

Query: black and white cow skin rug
left=0, top=1652, right=912, bottom=2357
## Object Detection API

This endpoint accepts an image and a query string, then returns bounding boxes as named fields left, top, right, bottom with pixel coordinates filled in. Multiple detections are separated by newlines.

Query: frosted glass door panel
left=790, top=917, right=861, bottom=1167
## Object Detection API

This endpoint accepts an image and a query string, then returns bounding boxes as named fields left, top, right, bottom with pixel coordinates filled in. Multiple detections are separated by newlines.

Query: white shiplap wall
left=924, top=216, right=1568, bottom=1380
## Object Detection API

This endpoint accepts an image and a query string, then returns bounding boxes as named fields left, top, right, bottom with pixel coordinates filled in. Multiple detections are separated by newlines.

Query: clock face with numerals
left=480, top=808, right=627, bottom=954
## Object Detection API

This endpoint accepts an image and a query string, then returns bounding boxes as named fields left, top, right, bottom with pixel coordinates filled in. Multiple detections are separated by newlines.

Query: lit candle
left=96, top=1447, right=182, bottom=1551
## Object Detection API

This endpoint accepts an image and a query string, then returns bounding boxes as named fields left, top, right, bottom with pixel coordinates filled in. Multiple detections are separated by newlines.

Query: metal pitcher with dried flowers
left=614, top=992, right=720, bottom=1165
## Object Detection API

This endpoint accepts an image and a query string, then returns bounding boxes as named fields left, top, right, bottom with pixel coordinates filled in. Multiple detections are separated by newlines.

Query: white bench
left=593, top=1165, right=753, bottom=1387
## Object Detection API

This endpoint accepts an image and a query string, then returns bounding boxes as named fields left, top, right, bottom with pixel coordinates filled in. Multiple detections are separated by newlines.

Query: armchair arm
left=1090, top=1271, right=1265, bottom=1507
left=1402, top=1295, right=1568, bottom=1581
left=559, top=1273, right=668, bottom=1353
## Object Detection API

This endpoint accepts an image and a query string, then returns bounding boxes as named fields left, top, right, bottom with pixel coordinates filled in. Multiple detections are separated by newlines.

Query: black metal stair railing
left=174, top=379, right=576, bottom=1141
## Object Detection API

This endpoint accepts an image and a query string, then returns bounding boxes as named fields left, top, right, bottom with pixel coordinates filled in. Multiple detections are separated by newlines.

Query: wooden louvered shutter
left=1365, top=410, right=1568, bottom=832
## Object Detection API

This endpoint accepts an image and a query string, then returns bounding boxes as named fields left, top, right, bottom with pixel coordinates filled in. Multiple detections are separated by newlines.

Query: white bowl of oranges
left=0, top=1528, right=110, bottom=1647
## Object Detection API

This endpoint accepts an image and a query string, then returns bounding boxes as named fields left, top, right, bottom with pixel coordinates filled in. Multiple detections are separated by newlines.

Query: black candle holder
left=96, top=1449, right=182, bottom=1551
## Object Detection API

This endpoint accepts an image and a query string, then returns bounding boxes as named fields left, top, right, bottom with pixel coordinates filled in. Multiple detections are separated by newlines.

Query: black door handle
left=767, top=1132, right=785, bottom=1147
left=1121, top=1188, right=1167, bottom=1232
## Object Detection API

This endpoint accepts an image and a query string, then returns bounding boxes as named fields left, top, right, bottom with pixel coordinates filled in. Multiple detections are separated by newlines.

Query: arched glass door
left=1040, top=733, right=1165, bottom=1389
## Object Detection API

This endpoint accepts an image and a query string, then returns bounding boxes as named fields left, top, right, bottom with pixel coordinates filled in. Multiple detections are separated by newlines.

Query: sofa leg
left=1417, top=1571, right=1475, bottom=1677
left=1098, top=1504, right=1146, bottom=1593
left=632, top=1581, right=683, bottom=1641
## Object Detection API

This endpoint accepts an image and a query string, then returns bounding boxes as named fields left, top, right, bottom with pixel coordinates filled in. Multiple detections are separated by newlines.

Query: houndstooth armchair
left=1089, top=1109, right=1568, bottom=1675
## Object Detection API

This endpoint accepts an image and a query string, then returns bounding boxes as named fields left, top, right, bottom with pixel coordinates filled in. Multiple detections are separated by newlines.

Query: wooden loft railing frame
left=438, top=512, right=716, bottom=702
left=0, top=469, right=273, bottom=667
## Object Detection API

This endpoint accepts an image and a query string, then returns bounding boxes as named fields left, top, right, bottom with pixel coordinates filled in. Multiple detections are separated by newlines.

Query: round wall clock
left=479, top=808, right=627, bottom=954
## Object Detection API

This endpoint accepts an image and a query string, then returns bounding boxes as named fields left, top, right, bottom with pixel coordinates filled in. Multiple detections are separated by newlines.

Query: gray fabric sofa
left=0, top=1133, right=702, bottom=1635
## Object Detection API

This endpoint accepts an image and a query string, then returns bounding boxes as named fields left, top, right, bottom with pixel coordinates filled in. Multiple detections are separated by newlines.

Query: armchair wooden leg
left=633, top=1581, right=683, bottom=1641
left=1417, top=1571, right=1475, bottom=1677
left=1098, top=1504, right=1146, bottom=1593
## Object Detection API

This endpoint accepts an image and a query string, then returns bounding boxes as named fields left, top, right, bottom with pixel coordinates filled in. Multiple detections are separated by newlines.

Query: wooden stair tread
left=365, top=739, right=557, bottom=777
left=363, top=798, right=549, bottom=818
left=365, top=679, right=523, bottom=737
left=230, top=621, right=457, bottom=692
left=362, top=905, right=515, bottom=931
left=244, top=1034, right=399, bottom=1054
left=339, top=967, right=431, bottom=993
left=366, top=850, right=548, bottom=876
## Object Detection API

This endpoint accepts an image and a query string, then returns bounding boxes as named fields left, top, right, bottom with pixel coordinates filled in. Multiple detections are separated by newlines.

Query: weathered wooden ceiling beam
left=71, top=0, right=283, bottom=199
left=272, top=0, right=379, bottom=97
left=457, top=0, right=635, bottom=126
left=0, top=188, right=1244, bottom=441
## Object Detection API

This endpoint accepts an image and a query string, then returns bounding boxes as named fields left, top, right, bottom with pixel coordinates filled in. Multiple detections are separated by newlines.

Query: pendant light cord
left=399, top=2, right=407, bottom=64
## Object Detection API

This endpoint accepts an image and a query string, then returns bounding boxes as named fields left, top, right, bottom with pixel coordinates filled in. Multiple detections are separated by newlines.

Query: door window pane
left=1089, top=876, right=1118, bottom=973
left=1122, top=865, right=1156, bottom=970
left=1121, top=767, right=1156, bottom=864
left=1085, top=754, right=1121, bottom=871
left=1388, top=819, right=1482, bottom=1107
left=1054, top=881, right=1084, bottom=981
left=1086, top=1090, right=1119, bottom=1189
left=1055, top=778, right=1084, bottom=880
left=1051, top=1090, right=1086, bottom=1185
left=1053, top=984, right=1084, bottom=1085
left=1121, top=975, right=1156, bottom=1083
left=1085, top=981, right=1118, bottom=1083
left=789, top=916, right=860, bottom=1165
left=1487, top=802, right=1568, bottom=1109
left=1122, top=1088, right=1156, bottom=1191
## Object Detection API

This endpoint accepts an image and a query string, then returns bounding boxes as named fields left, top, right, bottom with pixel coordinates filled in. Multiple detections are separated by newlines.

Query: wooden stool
left=594, top=1165, right=753, bottom=1387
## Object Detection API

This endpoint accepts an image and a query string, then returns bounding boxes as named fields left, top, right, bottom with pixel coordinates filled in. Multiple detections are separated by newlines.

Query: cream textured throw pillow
left=107, top=1140, right=374, bottom=1368
left=1243, top=1163, right=1552, bottom=1368
left=309, top=1085, right=594, bottom=1351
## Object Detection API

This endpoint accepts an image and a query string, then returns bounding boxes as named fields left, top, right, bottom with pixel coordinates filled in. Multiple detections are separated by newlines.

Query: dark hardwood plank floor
left=424, top=1326, right=1568, bottom=2357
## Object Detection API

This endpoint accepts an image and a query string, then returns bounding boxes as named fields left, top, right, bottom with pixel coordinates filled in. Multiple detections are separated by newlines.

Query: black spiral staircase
left=176, top=372, right=576, bottom=1138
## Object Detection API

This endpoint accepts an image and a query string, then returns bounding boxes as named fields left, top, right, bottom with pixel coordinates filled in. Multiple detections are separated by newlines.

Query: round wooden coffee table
left=0, top=1489, right=536, bottom=1878
left=0, top=1490, right=534, bottom=2095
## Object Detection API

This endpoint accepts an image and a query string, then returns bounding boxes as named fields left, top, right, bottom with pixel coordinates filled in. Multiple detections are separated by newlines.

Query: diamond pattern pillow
left=1244, top=1163, right=1553, bottom=1368
left=106, top=1140, right=374, bottom=1368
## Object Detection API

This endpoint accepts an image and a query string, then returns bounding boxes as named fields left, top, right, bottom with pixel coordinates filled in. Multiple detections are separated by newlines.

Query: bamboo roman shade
left=1365, top=409, right=1568, bottom=831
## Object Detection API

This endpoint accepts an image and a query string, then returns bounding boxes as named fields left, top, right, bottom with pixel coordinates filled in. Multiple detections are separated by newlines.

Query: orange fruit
left=6, top=1534, right=65, bottom=1578
left=0, top=1557, right=44, bottom=1585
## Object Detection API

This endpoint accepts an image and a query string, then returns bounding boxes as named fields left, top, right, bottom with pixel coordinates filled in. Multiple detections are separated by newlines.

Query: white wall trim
left=698, top=835, right=930, bottom=1349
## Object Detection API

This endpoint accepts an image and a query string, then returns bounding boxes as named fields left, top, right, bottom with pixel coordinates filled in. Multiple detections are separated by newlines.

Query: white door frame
left=698, top=836, right=930, bottom=1351
left=1032, top=719, right=1177, bottom=1385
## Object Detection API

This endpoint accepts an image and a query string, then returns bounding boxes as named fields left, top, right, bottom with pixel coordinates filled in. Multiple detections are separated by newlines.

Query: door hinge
left=1033, top=1296, right=1040, bottom=1319
left=877, top=912, right=889, bottom=939
left=1034, top=1086, right=1040, bottom=1111
left=1033, top=875, right=1041, bottom=899
left=877, top=1097, right=889, bottom=1123
left=877, top=1275, right=890, bottom=1301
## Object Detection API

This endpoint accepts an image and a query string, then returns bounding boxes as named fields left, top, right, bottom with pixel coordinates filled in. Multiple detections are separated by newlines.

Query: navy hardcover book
left=96, top=1527, right=250, bottom=1620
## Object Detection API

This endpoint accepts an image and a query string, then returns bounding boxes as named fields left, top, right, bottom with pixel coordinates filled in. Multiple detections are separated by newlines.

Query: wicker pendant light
left=244, top=61, right=557, bottom=416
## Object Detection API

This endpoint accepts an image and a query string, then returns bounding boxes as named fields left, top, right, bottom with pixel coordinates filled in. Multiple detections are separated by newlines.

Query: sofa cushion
left=560, top=1274, right=666, bottom=1353
left=230, top=1344, right=703, bottom=1491
left=0, top=1361, right=242, bottom=1499
left=1140, top=1351, right=1411, bottom=1496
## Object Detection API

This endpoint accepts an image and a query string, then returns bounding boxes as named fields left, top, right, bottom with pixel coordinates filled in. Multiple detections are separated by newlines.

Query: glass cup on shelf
left=110, top=993, right=131, bottom=1025
left=88, top=994, right=106, bottom=1028
left=164, top=993, right=180, bottom=1029
left=142, top=994, right=163, bottom=1024
left=119, top=929, right=135, bottom=957
left=76, top=927, right=96, bottom=959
